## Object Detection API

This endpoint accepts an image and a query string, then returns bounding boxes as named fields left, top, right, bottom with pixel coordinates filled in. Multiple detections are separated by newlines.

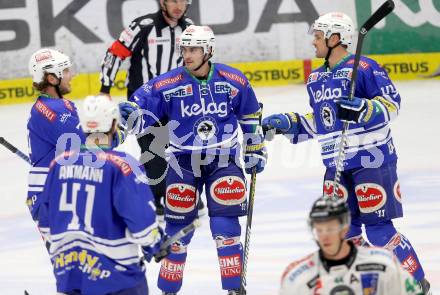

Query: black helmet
left=308, top=196, right=350, bottom=226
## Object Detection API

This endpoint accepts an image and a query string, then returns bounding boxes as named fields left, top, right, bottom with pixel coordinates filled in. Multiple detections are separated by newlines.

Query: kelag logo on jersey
left=333, top=68, right=352, bottom=79
left=310, top=85, right=342, bottom=103
left=163, top=84, right=193, bottom=102
left=214, top=82, right=239, bottom=99
left=181, top=98, right=228, bottom=118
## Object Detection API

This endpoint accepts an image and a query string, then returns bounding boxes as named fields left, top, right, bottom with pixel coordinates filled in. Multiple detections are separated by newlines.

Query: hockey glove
left=335, top=96, right=377, bottom=125
left=262, top=113, right=299, bottom=141
left=119, top=101, right=140, bottom=127
left=243, top=133, right=267, bottom=174
left=141, top=227, right=168, bottom=263
left=111, top=127, right=126, bottom=148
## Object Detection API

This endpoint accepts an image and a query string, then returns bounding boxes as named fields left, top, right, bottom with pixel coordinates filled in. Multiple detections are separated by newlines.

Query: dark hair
left=32, top=73, right=53, bottom=91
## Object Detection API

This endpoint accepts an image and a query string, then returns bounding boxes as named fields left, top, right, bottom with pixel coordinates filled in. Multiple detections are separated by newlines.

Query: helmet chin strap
left=48, top=74, right=63, bottom=98
left=324, top=38, right=342, bottom=70
left=192, top=53, right=212, bottom=73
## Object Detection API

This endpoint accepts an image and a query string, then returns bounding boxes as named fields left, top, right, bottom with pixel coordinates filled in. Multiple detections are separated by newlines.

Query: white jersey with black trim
left=280, top=245, right=423, bottom=295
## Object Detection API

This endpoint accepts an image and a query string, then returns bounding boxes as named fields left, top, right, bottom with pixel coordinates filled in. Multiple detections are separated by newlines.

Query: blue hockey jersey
left=292, top=55, right=400, bottom=170
left=27, top=95, right=85, bottom=220
left=38, top=148, right=159, bottom=295
left=129, top=63, right=261, bottom=156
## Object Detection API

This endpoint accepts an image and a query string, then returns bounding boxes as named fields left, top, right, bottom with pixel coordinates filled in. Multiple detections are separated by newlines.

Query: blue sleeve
left=286, top=112, right=316, bottom=144
left=233, top=83, right=260, bottom=119
left=129, top=82, right=167, bottom=134
left=234, top=80, right=262, bottom=136
left=355, top=60, right=401, bottom=128
left=112, top=157, right=159, bottom=246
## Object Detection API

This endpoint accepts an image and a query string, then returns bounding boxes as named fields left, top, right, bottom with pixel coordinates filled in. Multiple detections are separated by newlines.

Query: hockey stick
left=332, top=0, right=395, bottom=200
left=239, top=102, right=264, bottom=295
left=239, top=168, right=256, bottom=294
left=153, top=218, right=201, bottom=262
left=0, top=136, right=31, bottom=164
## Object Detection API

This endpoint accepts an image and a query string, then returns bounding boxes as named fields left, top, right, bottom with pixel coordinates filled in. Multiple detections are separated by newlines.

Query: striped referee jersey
left=100, top=10, right=193, bottom=95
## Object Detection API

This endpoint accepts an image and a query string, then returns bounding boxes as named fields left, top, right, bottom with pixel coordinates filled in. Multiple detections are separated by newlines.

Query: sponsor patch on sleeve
left=154, top=74, right=184, bottom=90
left=35, top=100, right=57, bottom=122
left=218, top=70, right=247, bottom=86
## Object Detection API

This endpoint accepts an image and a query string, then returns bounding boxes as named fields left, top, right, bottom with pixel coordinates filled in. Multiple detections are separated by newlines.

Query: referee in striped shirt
left=99, top=0, right=193, bottom=216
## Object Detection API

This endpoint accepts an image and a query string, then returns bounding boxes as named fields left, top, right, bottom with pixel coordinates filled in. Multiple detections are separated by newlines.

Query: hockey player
left=263, top=12, right=431, bottom=293
left=26, top=48, right=85, bottom=223
left=120, top=25, right=267, bottom=294
left=27, top=49, right=124, bottom=224
left=38, top=95, right=166, bottom=294
left=279, top=196, right=424, bottom=295
left=100, top=0, right=194, bottom=217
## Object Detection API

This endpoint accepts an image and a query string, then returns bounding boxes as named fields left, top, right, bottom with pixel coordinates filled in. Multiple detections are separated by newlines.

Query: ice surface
left=0, top=81, right=439, bottom=294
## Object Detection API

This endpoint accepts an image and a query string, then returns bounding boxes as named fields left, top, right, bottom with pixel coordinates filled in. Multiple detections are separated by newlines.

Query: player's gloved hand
left=335, top=96, right=376, bottom=125
left=110, top=127, right=126, bottom=148
left=119, top=101, right=139, bottom=127
left=243, top=133, right=267, bottom=174
left=262, top=113, right=299, bottom=141
left=142, top=227, right=168, bottom=263
left=153, top=236, right=174, bottom=263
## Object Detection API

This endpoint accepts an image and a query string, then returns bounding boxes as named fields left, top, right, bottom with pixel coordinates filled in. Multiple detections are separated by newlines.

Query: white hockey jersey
left=280, top=245, right=423, bottom=295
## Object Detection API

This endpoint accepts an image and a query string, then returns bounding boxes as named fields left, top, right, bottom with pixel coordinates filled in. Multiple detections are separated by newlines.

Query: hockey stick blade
left=361, top=0, right=395, bottom=33
left=154, top=218, right=201, bottom=262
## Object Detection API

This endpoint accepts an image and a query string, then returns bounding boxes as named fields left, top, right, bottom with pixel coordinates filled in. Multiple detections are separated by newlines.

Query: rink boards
left=0, top=52, right=439, bottom=106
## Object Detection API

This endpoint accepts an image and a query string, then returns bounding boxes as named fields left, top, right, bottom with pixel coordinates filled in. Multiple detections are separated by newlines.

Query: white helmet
left=80, top=95, right=119, bottom=133
left=28, top=48, right=72, bottom=83
left=179, top=25, right=215, bottom=55
left=310, top=12, right=355, bottom=46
